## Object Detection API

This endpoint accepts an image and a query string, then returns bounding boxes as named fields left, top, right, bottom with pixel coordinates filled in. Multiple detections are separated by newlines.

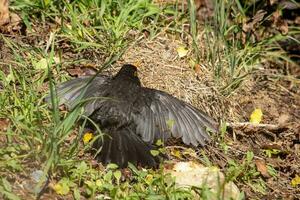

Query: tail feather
left=93, top=128, right=160, bottom=168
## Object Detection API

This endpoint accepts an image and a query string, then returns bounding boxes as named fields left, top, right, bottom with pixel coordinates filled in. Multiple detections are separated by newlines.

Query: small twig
left=226, top=122, right=284, bottom=131
left=163, top=64, right=187, bottom=71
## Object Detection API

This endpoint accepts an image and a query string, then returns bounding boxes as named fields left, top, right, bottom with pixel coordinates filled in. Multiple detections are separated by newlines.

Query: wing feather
left=133, top=89, right=218, bottom=146
left=45, top=75, right=109, bottom=115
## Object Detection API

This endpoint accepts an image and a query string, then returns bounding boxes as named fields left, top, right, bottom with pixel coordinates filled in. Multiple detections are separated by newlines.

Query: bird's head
left=114, top=64, right=141, bottom=85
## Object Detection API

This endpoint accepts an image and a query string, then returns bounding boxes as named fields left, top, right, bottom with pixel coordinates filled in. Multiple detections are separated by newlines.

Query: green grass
left=198, top=0, right=299, bottom=95
left=1, top=0, right=298, bottom=199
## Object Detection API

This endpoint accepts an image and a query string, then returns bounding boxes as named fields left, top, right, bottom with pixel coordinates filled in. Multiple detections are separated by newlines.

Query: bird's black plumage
left=47, top=64, right=218, bottom=167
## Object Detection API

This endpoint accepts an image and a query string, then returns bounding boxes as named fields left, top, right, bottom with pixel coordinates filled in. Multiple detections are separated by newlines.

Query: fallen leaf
left=150, top=150, right=160, bottom=156
left=291, top=175, right=300, bottom=187
left=113, top=170, right=122, bottom=183
left=155, top=139, right=163, bottom=146
left=121, top=168, right=132, bottom=179
left=242, top=10, right=266, bottom=35
left=0, top=0, right=9, bottom=26
left=95, top=179, right=102, bottom=187
left=182, top=148, right=197, bottom=158
left=194, top=63, right=201, bottom=74
left=0, top=0, right=22, bottom=33
left=278, top=19, right=289, bottom=35
left=53, top=182, right=70, bottom=195
left=171, top=149, right=183, bottom=159
left=177, top=46, right=188, bottom=58
left=0, top=118, right=9, bottom=131
left=145, top=174, right=153, bottom=185
left=251, top=10, right=267, bottom=27
left=8, top=13, right=21, bottom=30
left=67, top=67, right=84, bottom=77
left=33, top=58, right=48, bottom=70
left=67, top=66, right=97, bottom=77
left=166, top=119, right=175, bottom=130
left=255, top=160, right=270, bottom=178
left=250, top=108, right=263, bottom=124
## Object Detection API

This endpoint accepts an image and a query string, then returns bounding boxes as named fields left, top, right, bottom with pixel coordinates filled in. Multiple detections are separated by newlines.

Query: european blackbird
left=48, top=64, right=218, bottom=167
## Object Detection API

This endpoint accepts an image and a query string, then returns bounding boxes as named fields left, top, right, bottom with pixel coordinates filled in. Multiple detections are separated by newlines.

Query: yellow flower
left=83, top=132, right=93, bottom=144
left=250, top=108, right=263, bottom=124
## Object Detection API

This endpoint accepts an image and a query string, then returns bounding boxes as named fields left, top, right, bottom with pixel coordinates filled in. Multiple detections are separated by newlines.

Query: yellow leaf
left=171, top=149, right=183, bottom=159
left=177, top=46, right=188, bottom=58
left=166, top=119, right=175, bottom=130
left=34, top=58, right=48, bottom=70
left=145, top=174, right=153, bottom=185
left=156, top=139, right=163, bottom=146
left=83, top=132, right=93, bottom=144
left=250, top=108, right=263, bottom=124
left=291, top=175, right=300, bottom=187
left=95, top=179, right=102, bottom=187
left=150, top=150, right=159, bottom=156
left=53, top=182, right=69, bottom=195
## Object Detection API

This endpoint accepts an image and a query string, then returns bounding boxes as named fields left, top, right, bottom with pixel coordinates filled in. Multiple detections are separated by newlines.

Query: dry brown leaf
left=272, top=10, right=289, bottom=34
left=0, top=0, right=22, bottom=33
left=252, top=10, right=267, bottom=26
left=242, top=10, right=266, bottom=33
left=66, top=66, right=97, bottom=77
left=67, top=67, right=85, bottom=77
left=255, top=159, right=270, bottom=178
left=278, top=20, right=289, bottom=35
left=0, top=0, right=9, bottom=26
left=121, top=168, right=132, bottom=180
left=10, top=12, right=21, bottom=27
left=194, top=63, right=201, bottom=74
left=0, top=118, right=10, bottom=132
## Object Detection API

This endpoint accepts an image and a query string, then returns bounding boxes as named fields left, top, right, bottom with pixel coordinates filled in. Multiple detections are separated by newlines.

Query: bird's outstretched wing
left=45, top=75, right=109, bottom=115
left=133, top=89, right=218, bottom=146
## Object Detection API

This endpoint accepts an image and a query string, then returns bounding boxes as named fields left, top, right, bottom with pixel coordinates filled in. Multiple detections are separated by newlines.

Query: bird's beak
left=133, top=61, right=141, bottom=68
left=133, top=61, right=141, bottom=77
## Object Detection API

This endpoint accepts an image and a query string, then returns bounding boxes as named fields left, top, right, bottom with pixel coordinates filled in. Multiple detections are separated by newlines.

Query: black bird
left=48, top=64, right=218, bottom=167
